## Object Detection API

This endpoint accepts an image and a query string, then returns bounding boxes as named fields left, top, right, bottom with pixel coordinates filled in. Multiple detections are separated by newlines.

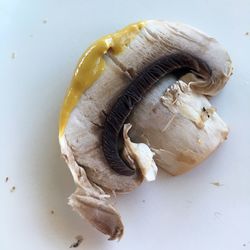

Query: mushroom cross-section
left=59, top=20, right=232, bottom=240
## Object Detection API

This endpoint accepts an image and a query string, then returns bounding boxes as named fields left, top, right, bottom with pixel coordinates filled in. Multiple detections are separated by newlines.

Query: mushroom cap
left=59, top=20, right=232, bottom=240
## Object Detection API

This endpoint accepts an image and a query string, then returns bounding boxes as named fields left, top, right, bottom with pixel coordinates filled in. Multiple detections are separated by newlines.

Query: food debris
left=11, top=52, right=16, bottom=59
left=69, top=235, right=83, bottom=248
left=43, top=19, right=47, bottom=24
left=50, top=210, right=55, bottom=215
left=10, top=186, right=16, bottom=192
left=243, top=243, right=246, bottom=247
left=142, top=199, right=146, bottom=203
left=211, top=182, right=223, bottom=187
left=197, top=138, right=202, bottom=144
left=245, top=32, right=249, bottom=36
left=5, top=177, right=9, bottom=183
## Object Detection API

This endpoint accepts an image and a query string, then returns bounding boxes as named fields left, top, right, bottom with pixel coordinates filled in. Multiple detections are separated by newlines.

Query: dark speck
left=69, top=235, right=83, bottom=248
left=211, top=182, right=223, bottom=187
left=152, top=107, right=157, bottom=113
left=102, top=110, right=107, bottom=117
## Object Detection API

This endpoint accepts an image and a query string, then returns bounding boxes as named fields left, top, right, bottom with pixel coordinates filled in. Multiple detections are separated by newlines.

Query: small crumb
left=43, top=19, right=47, bottom=24
left=29, top=34, right=33, bottom=38
left=197, top=138, right=202, bottom=144
left=11, top=52, right=16, bottom=59
left=245, top=32, right=249, bottom=36
left=243, top=243, right=246, bottom=247
left=211, top=182, right=223, bottom=187
left=50, top=210, right=55, bottom=215
left=152, top=107, right=157, bottom=113
left=10, top=186, right=16, bottom=192
left=69, top=235, right=83, bottom=248
left=142, top=199, right=146, bottom=203
left=5, top=177, right=9, bottom=183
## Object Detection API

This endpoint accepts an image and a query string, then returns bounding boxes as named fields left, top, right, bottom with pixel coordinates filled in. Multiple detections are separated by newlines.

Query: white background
left=1, top=0, right=250, bottom=249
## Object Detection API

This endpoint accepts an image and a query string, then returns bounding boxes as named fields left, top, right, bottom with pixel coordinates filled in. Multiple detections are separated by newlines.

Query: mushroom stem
left=102, top=53, right=211, bottom=176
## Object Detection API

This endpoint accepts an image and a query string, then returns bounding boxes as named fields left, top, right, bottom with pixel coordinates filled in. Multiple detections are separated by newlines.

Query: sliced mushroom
left=59, top=20, right=232, bottom=240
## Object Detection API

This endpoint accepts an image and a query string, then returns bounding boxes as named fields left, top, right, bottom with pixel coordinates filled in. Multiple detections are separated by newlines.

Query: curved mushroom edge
left=60, top=134, right=124, bottom=240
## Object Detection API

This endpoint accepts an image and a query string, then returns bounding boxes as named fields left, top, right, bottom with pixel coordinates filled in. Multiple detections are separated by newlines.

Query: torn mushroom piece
left=122, top=123, right=158, bottom=181
left=129, top=80, right=229, bottom=176
left=59, top=20, right=232, bottom=240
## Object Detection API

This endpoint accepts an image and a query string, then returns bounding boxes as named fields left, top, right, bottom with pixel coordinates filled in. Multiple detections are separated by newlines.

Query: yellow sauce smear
left=59, top=21, right=145, bottom=137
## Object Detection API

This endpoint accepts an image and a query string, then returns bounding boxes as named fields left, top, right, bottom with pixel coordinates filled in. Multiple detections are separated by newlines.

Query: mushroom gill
left=59, top=20, right=232, bottom=240
left=102, top=52, right=211, bottom=176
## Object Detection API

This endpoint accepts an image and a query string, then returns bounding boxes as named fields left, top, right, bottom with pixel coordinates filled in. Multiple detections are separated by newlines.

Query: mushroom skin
left=59, top=20, right=232, bottom=240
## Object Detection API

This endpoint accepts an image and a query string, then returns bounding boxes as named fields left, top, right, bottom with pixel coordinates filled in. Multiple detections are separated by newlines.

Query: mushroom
left=59, top=20, right=232, bottom=240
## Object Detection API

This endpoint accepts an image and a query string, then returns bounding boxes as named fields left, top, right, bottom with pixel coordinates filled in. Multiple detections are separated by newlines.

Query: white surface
left=1, top=0, right=250, bottom=249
